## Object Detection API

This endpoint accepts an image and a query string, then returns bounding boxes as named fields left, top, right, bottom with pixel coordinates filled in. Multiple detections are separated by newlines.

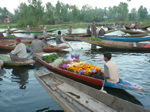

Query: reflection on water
left=11, top=67, right=29, bottom=89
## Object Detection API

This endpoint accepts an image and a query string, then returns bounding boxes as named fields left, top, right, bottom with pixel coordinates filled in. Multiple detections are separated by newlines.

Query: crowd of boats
left=1, top=25, right=150, bottom=111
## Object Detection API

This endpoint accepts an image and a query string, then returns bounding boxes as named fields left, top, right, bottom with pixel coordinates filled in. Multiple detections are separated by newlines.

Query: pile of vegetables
left=42, top=54, right=59, bottom=63
left=87, top=37, right=102, bottom=41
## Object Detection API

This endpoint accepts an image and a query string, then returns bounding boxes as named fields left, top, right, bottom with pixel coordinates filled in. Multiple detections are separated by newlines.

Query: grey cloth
left=87, top=28, right=91, bottom=35
left=31, top=39, right=45, bottom=53
left=9, top=53, right=27, bottom=62
left=43, top=30, right=47, bottom=37
left=98, top=28, right=106, bottom=36
left=55, top=35, right=63, bottom=44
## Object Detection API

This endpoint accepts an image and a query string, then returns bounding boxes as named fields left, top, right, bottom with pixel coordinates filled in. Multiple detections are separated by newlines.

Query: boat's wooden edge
left=34, top=70, right=150, bottom=112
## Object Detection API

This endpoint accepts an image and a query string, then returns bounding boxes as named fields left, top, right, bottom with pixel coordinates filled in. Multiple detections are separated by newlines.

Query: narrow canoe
left=12, top=29, right=57, bottom=33
left=0, top=40, right=69, bottom=52
left=125, top=25, right=150, bottom=30
left=77, top=37, right=150, bottom=51
left=34, top=53, right=145, bottom=91
left=98, top=36, right=150, bottom=42
left=0, top=54, right=35, bottom=66
left=34, top=70, right=149, bottom=112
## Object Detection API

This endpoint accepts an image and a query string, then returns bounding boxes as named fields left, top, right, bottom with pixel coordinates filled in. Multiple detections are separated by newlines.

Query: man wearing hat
left=9, top=37, right=27, bottom=62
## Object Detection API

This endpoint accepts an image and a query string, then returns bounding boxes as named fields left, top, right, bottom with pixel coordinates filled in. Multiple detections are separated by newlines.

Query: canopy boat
left=0, top=40, right=69, bottom=52
left=77, top=37, right=150, bottom=51
left=98, top=36, right=150, bottom=42
left=0, top=54, right=35, bottom=66
left=34, top=53, right=145, bottom=91
left=34, top=70, right=149, bottom=112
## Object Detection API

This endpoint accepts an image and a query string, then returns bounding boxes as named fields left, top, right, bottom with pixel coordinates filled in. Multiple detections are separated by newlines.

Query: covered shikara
left=34, top=70, right=149, bottom=112
left=77, top=37, right=150, bottom=51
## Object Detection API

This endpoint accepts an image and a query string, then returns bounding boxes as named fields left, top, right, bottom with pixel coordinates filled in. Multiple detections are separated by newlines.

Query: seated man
left=55, top=31, right=69, bottom=48
left=9, top=37, right=27, bottom=62
left=103, top=52, right=119, bottom=83
left=31, top=35, right=45, bottom=53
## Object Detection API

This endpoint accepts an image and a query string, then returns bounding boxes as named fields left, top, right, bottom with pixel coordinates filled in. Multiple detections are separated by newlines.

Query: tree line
left=0, top=0, right=149, bottom=27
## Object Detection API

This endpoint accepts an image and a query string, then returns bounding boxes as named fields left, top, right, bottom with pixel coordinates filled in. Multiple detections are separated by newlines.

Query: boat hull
left=99, top=36, right=150, bottom=42
left=35, top=54, right=145, bottom=91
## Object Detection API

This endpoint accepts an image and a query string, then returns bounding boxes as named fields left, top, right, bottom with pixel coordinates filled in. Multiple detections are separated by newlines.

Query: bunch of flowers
left=67, top=63, right=101, bottom=76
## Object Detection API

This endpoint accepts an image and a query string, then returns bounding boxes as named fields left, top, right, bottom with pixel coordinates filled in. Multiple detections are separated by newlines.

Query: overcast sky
left=0, top=0, right=150, bottom=13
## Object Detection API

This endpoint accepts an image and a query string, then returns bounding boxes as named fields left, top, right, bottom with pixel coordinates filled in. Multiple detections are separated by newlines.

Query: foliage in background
left=0, top=0, right=150, bottom=27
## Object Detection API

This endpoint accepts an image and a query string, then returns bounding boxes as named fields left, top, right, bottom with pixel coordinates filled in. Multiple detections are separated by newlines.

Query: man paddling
left=9, top=37, right=27, bottom=62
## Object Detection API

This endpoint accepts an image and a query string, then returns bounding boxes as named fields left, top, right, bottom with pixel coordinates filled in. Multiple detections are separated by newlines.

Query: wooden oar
left=67, top=43, right=74, bottom=51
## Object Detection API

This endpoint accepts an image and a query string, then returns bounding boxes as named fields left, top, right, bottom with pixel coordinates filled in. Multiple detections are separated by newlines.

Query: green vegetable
left=42, top=54, right=59, bottom=63
left=87, top=37, right=102, bottom=41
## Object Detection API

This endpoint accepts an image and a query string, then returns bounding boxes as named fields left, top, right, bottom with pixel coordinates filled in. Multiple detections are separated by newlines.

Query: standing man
left=103, top=52, right=119, bottom=83
left=91, top=20, right=97, bottom=49
left=9, top=37, right=27, bottom=62
left=91, top=20, right=97, bottom=37
left=31, top=35, right=45, bottom=53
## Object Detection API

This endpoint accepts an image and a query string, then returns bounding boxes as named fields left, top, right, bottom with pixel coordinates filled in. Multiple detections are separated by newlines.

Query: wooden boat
left=11, top=29, right=57, bottom=33
left=105, top=33, right=148, bottom=37
left=77, top=37, right=150, bottom=51
left=125, top=25, right=150, bottom=30
left=0, top=54, right=35, bottom=66
left=120, top=29, right=147, bottom=34
left=0, top=40, right=69, bottom=52
left=34, top=53, right=145, bottom=91
left=34, top=70, right=149, bottom=112
left=99, top=36, right=150, bottom=42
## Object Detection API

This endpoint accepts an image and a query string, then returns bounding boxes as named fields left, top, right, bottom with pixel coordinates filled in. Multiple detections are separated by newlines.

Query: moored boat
left=120, top=29, right=147, bottom=34
left=0, top=40, right=69, bottom=52
left=77, top=37, right=150, bottom=51
left=34, top=53, right=145, bottom=91
left=34, top=70, right=149, bottom=112
left=98, top=36, right=150, bottom=42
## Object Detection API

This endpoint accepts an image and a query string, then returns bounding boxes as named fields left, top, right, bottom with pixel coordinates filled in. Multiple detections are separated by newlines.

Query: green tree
left=138, top=6, right=148, bottom=21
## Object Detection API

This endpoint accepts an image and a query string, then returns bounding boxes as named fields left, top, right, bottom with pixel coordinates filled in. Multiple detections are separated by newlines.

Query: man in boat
left=55, top=31, right=69, bottom=48
left=87, top=25, right=91, bottom=35
left=26, top=25, right=31, bottom=31
left=0, top=32, right=4, bottom=39
left=9, top=37, right=27, bottom=62
left=98, top=26, right=106, bottom=36
left=68, top=26, right=72, bottom=35
left=31, top=35, right=45, bottom=53
left=43, top=27, right=50, bottom=38
left=103, top=52, right=119, bottom=83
